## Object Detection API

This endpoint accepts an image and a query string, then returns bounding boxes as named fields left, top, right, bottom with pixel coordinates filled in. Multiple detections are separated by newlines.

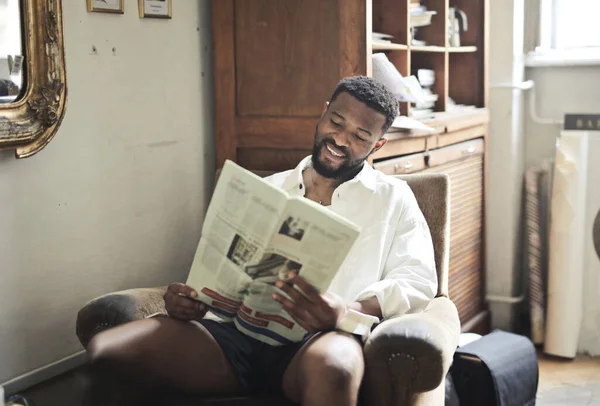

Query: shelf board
left=448, top=46, right=478, bottom=53
left=410, top=45, right=447, bottom=53
left=372, top=42, right=409, bottom=51
left=389, top=46, right=478, bottom=53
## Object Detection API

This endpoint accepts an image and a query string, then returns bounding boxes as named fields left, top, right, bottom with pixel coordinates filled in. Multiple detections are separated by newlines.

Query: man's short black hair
left=329, top=75, right=398, bottom=135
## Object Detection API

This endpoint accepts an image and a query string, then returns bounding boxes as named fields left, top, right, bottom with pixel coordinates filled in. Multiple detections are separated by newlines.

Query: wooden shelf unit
left=448, top=46, right=478, bottom=53
left=372, top=42, right=409, bottom=51
left=409, top=45, right=447, bottom=52
left=371, top=0, right=488, bottom=118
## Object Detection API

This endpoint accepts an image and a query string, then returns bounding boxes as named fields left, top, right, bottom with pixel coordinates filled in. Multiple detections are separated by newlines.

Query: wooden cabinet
left=212, top=0, right=490, bottom=333
left=424, top=137, right=487, bottom=333
left=213, top=0, right=368, bottom=171
left=373, top=152, right=427, bottom=175
left=213, top=0, right=488, bottom=170
left=373, top=129, right=489, bottom=333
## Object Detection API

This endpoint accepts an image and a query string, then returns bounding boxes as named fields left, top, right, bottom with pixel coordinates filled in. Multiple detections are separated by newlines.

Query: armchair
left=76, top=173, right=460, bottom=406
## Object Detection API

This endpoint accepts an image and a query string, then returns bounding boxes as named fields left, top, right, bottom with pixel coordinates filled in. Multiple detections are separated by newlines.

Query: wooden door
left=213, top=0, right=369, bottom=172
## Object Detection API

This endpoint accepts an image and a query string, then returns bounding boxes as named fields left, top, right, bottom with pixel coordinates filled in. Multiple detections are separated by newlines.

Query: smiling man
left=85, top=76, right=437, bottom=406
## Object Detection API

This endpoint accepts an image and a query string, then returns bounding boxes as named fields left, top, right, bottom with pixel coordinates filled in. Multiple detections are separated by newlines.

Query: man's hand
left=164, top=283, right=208, bottom=321
left=272, top=273, right=346, bottom=333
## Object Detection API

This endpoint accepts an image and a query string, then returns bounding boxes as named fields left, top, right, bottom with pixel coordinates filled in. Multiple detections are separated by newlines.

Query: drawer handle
left=394, top=162, right=413, bottom=172
left=462, top=147, right=476, bottom=155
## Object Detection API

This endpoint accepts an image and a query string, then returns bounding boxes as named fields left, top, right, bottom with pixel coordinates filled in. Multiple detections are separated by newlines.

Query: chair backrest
left=214, top=169, right=450, bottom=296
left=395, top=173, right=450, bottom=297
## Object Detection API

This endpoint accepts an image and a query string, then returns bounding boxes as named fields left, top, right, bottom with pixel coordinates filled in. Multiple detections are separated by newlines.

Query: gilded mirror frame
left=0, top=0, right=67, bottom=158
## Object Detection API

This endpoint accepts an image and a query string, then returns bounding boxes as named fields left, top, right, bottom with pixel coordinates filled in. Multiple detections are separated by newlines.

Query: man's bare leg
left=84, top=317, right=238, bottom=405
left=282, top=331, right=364, bottom=406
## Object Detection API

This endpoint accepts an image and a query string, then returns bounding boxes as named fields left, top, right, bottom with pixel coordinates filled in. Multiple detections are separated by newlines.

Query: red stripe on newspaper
left=255, top=312, right=295, bottom=329
left=211, top=300, right=239, bottom=313
left=201, top=288, right=242, bottom=307
left=238, top=310, right=269, bottom=327
left=240, top=304, right=252, bottom=314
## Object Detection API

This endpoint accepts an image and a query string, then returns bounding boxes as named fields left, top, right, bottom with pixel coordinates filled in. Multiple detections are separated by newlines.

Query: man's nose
left=331, top=130, right=351, bottom=148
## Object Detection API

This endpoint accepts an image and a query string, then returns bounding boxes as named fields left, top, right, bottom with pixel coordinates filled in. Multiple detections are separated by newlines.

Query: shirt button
left=299, top=184, right=303, bottom=189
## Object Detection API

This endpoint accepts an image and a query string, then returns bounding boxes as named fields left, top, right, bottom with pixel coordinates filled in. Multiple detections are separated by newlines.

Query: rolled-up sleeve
left=353, top=212, right=438, bottom=320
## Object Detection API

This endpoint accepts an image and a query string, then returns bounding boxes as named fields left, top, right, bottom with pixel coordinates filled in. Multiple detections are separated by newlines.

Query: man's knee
left=302, top=333, right=364, bottom=391
left=86, top=325, right=141, bottom=373
left=83, top=328, right=148, bottom=406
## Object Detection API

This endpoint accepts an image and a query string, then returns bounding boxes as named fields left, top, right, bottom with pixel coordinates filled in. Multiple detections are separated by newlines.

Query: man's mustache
left=319, top=137, right=349, bottom=157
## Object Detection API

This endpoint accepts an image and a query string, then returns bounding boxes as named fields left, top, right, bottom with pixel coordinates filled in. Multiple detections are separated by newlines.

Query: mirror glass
left=0, top=0, right=24, bottom=104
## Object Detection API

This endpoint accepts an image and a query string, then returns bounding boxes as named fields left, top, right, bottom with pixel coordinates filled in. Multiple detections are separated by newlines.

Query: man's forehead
left=329, top=92, right=386, bottom=128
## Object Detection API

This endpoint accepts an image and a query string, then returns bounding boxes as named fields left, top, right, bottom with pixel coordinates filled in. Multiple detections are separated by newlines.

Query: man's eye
left=330, top=119, right=341, bottom=127
left=353, top=133, right=365, bottom=141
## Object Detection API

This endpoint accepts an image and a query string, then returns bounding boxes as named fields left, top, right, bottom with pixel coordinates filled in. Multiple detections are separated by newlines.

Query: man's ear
left=372, top=137, right=387, bottom=154
left=321, top=101, right=329, bottom=117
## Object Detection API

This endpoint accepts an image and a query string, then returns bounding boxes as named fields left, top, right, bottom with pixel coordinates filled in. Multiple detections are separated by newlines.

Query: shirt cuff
left=145, top=311, right=168, bottom=319
left=336, top=308, right=380, bottom=341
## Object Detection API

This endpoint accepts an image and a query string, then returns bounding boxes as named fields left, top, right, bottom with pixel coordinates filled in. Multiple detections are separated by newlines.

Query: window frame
left=527, top=0, right=600, bottom=67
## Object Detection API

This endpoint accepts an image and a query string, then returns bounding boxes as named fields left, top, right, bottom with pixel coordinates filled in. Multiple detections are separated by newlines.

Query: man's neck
left=309, top=163, right=364, bottom=191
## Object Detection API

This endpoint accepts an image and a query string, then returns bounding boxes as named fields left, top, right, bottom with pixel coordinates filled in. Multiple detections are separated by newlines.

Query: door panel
left=213, top=0, right=368, bottom=170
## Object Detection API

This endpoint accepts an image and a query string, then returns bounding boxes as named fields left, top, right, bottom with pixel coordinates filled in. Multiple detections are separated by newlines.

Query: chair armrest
left=76, top=286, right=168, bottom=348
left=362, top=297, right=460, bottom=405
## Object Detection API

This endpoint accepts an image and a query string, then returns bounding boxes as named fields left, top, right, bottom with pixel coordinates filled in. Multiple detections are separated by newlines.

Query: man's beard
left=311, top=136, right=368, bottom=179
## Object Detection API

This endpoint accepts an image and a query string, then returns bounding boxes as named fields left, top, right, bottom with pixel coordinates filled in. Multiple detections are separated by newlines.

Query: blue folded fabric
left=451, top=330, right=539, bottom=406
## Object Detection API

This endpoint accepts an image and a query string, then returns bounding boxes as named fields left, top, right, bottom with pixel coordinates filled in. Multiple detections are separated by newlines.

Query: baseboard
left=1, top=351, right=86, bottom=395
left=461, top=310, right=491, bottom=335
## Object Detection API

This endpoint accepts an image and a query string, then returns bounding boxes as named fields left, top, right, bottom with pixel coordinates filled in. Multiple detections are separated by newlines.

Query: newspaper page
left=234, top=197, right=361, bottom=345
left=186, top=160, right=361, bottom=345
left=186, top=161, right=288, bottom=320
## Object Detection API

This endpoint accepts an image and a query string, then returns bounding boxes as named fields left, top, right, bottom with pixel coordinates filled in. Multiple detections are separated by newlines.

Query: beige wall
left=0, top=1, right=214, bottom=384
left=525, top=66, right=600, bottom=167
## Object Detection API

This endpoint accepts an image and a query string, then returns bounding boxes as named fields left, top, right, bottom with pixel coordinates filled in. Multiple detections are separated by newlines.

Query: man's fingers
left=168, top=308, right=195, bottom=320
left=287, top=274, right=331, bottom=315
left=168, top=303, right=207, bottom=321
left=173, top=305, right=198, bottom=316
left=275, top=281, right=311, bottom=308
left=169, top=294, right=201, bottom=310
left=167, top=283, right=198, bottom=298
left=195, top=306, right=209, bottom=321
left=166, top=296, right=207, bottom=315
left=272, top=293, right=314, bottom=331
left=288, top=274, right=322, bottom=302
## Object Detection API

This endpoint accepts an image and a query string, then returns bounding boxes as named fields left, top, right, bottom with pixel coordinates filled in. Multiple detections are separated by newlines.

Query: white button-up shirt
left=265, top=156, right=438, bottom=336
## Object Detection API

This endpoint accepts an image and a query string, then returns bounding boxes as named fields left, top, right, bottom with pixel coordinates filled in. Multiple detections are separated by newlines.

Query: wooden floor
left=13, top=353, right=600, bottom=405
left=537, top=353, right=600, bottom=405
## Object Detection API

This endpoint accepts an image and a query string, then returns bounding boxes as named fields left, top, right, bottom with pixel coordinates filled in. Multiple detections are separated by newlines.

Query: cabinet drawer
left=428, top=138, right=484, bottom=167
left=373, top=152, right=426, bottom=175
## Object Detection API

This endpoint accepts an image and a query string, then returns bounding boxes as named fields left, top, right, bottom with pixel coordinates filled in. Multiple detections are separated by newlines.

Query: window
left=527, top=0, right=600, bottom=66
left=539, top=0, right=600, bottom=50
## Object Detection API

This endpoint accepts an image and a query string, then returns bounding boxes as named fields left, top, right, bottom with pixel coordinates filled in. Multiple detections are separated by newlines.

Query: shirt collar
left=282, top=155, right=377, bottom=192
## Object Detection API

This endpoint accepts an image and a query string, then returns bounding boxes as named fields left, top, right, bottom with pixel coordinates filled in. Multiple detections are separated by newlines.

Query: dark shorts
left=193, top=319, right=315, bottom=394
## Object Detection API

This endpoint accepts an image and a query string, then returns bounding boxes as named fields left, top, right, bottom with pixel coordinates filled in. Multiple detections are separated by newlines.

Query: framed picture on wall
left=138, top=0, right=172, bottom=19
left=87, top=0, right=124, bottom=14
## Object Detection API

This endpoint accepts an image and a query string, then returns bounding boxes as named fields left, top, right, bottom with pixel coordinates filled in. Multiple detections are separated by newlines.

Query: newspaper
left=372, top=53, right=426, bottom=103
left=186, top=160, right=361, bottom=345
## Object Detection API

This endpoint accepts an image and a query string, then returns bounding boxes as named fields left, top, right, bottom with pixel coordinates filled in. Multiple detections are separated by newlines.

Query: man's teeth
left=326, top=144, right=345, bottom=157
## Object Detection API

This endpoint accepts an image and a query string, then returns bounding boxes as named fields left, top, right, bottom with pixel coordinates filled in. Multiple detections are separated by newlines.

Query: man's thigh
left=87, top=316, right=239, bottom=394
left=281, top=331, right=364, bottom=402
